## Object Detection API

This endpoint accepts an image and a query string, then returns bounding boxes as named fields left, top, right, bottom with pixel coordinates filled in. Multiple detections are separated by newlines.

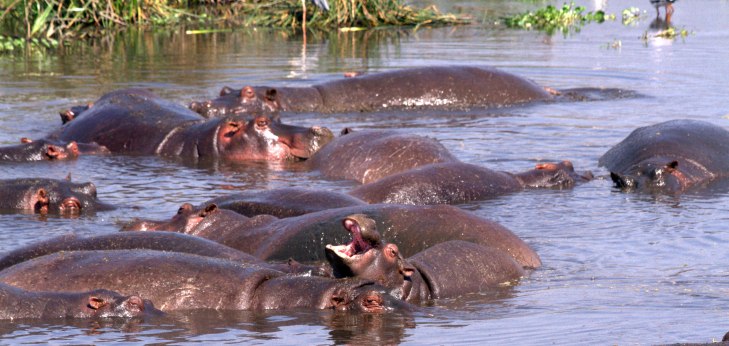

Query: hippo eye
left=256, top=118, right=269, bottom=128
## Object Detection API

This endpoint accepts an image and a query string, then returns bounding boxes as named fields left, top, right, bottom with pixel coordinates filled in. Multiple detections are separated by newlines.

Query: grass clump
left=217, top=0, right=469, bottom=31
left=502, top=2, right=611, bottom=35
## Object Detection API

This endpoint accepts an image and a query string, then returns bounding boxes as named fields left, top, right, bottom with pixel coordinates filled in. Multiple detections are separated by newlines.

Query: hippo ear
left=123, top=296, right=145, bottom=313
left=200, top=203, right=218, bottom=217
left=20, top=137, right=32, bottom=143
left=177, top=203, right=194, bottom=215
left=220, top=86, right=234, bottom=96
left=398, top=260, right=416, bottom=279
left=240, top=86, right=256, bottom=100
left=666, top=161, right=679, bottom=170
left=535, top=162, right=558, bottom=170
left=59, top=109, right=75, bottom=124
left=88, top=296, right=108, bottom=310
left=65, top=141, right=80, bottom=157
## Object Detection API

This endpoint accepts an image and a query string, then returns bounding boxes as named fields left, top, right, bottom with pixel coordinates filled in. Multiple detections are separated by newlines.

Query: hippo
left=122, top=203, right=541, bottom=269
left=0, top=231, right=322, bottom=276
left=0, top=232, right=260, bottom=272
left=599, top=119, right=729, bottom=193
left=0, top=250, right=410, bottom=312
left=188, top=66, right=554, bottom=117
left=0, top=283, right=161, bottom=320
left=308, top=130, right=458, bottom=184
left=48, top=88, right=333, bottom=164
left=0, top=139, right=110, bottom=163
left=0, top=178, right=113, bottom=215
left=325, top=215, right=526, bottom=304
left=202, top=187, right=366, bottom=218
left=349, top=161, right=593, bottom=205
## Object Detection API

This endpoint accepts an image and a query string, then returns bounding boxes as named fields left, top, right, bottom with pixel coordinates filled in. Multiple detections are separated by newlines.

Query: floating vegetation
left=502, top=2, right=613, bottom=35
left=217, top=0, right=469, bottom=31
left=621, top=7, right=644, bottom=26
left=642, top=27, right=690, bottom=40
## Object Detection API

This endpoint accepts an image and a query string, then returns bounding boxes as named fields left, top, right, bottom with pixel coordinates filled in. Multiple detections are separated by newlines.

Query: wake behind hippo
left=189, top=66, right=554, bottom=117
left=49, top=88, right=333, bottom=165
left=599, top=119, right=729, bottom=194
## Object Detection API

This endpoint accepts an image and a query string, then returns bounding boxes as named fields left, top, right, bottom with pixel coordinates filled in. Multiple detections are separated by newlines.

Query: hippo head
left=122, top=203, right=206, bottom=233
left=13, top=139, right=80, bottom=161
left=21, top=179, right=112, bottom=216
left=609, top=159, right=690, bottom=193
left=325, top=215, right=416, bottom=301
left=514, top=160, right=594, bottom=189
left=330, top=280, right=413, bottom=313
left=86, top=289, right=163, bottom=318
left=216, top=115, right=334, bottom=162
left=59, top=103, right=92, bottom=124
left=189, top=86, right=281, bottom=118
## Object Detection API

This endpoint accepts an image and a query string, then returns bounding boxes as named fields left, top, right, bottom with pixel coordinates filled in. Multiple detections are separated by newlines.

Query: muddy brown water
left=1, top=0, right=729, bottom=344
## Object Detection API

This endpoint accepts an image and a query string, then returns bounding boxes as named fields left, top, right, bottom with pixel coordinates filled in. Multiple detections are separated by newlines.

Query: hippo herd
left=1, top=66, right=728, bottom=323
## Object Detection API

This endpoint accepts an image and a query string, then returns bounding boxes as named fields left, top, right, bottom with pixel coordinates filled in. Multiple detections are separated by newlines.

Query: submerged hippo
left=188, top=66, right=554, bottom=117
left=349, top=161, right=593, bottom=205
left=0, top=178, right=113, bottom=215
left=49, top=89, right=333, bottom=164
left=0, top=139, right=110, bottom=163
left=0, top=283, right=161, bottom=320
left=0, top=250, right=409, bottom=313
left=202, top=187, right=366, bottom=218
left=325, top=215, right=526, bottom=304
left=123, top=203, right=541, bottom=269
left=308, top=130, right=458, bottom=183
left=599, top=119, right=729, bottom=193
left=0, top=232, right=262, bottom=272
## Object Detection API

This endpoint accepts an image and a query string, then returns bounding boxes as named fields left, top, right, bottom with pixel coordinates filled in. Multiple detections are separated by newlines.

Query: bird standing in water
left=650, top=0, right=677, bottom=18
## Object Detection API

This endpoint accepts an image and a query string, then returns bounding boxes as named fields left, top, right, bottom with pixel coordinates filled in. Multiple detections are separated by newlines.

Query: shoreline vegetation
left=0, top=0, right=469, bottom=52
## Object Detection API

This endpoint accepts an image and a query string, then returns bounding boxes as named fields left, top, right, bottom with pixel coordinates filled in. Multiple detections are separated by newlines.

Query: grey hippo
left=599, top=119, right=729, bottom=193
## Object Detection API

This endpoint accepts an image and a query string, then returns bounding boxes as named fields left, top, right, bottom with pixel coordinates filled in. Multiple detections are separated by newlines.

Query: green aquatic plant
left=621, top=7, right=644, bottom=26
left=502, top=2, right=611, bottom=35
left=641, top=26, right=690, bottom=40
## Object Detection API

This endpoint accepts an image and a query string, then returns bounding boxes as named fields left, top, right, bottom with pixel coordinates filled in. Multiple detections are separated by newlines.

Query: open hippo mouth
left=325, top=216, right=381, bottom=278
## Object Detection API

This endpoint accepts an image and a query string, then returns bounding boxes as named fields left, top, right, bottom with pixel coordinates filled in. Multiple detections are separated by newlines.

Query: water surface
left=1, top=0, right=729, bottom=344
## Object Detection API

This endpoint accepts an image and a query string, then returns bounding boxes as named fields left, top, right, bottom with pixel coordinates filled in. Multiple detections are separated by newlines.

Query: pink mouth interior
left=339, top=219, right=373, bottom=257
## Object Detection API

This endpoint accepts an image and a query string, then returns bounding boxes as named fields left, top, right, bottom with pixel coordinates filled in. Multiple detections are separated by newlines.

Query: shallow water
left=1, top=0, right=729, bottom=344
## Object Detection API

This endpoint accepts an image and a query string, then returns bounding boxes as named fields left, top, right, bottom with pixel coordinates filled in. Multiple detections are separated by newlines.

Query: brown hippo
left=0, top=178, right=113, bottom=215
left=0, top=139, right=110, bottom=163
left=188, top=66, right=553, bottom=117
left=349, top=161, right=593, bottom=205
left=202, top=187, right=366, bottom=218
left=308, top=130, right=458, bottom=184
left=0, top=232, right=261, bottom=272
left=122, top=203, right=541, bottom=269
left=325, top=215, right=525, bottom=304
left=0, top=283, right=161, bottom=320
left=0, top=250, right=410, bottom=313
left=48, top=88, right=333, bottom=164
left=599, top=119, right=729, bottom=193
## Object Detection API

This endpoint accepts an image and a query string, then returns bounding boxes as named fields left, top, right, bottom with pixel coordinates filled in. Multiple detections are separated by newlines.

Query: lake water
left=1, top=0, right=729, bottom=344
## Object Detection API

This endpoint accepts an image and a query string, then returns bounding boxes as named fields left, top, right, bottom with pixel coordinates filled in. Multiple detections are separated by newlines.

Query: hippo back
left=309, top=130, right=458, bottom=184
left=52, top=89, right=202, bottom=155
left=315, top=66, right=552, bottom=113
left=599, top=119, right=729, bottom=175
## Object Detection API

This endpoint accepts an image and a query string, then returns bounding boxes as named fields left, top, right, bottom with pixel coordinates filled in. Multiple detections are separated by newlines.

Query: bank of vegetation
left=0, top=0, right=468, bottom=52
